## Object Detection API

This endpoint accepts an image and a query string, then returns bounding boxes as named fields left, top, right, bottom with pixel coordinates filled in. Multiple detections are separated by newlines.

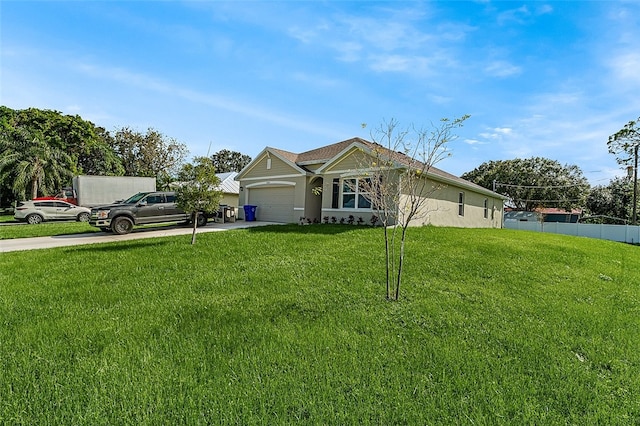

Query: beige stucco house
left=235, top=137, right=505, bottom=228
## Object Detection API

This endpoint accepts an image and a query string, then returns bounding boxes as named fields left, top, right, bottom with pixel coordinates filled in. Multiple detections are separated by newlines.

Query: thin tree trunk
left=191, top=212, right=197, bottom=245
left=383, top=225, right=390, bottom=299
left=395, top=226, right=408, bottom=300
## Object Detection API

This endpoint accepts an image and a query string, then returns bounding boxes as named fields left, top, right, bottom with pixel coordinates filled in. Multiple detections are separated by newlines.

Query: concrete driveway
left=0, top=221, right=277, bottom=253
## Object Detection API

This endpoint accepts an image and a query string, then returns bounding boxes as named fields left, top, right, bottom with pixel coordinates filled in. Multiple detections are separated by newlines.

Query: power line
left=494, top=181, right=578, bottom=189
left=510, top=198, right=584, bottom=203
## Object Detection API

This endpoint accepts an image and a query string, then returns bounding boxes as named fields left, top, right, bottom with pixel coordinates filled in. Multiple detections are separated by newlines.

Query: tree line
left=2, top=106, right=639, bottom=224
left=462, top=158, right=637, bottom=223
left=0, top=107, right=251, bottom=206
left=462, top=116, right=640, bottom=224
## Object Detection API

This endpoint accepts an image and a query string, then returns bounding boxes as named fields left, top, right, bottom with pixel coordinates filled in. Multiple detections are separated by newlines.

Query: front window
left=458, top=192, right=465, bottom=216
left=484, top=199, right=488, bottom=218
left=342, top=178, right=372, bottom=209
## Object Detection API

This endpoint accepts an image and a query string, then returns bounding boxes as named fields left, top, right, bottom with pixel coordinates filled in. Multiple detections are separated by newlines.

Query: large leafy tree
left=209, top=149, right=252, bottom=173
left=608, top=116, right=640, bottom=224
left=0, top=127, right=75, bottom=200
left=461, top=158, right=589, bottom=211
left=175, top=157, right=222, bottom=245
left=0, top=106, right=123, bottom=205
left=112, top=127, right=188, bottom=187
left=585, top=177, right=633, bottom=223
left=2, top=107, right=123, bottom=175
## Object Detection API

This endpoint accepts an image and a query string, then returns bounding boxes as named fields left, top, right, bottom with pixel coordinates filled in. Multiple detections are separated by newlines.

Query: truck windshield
left=122, top=192, right=151, bottom=204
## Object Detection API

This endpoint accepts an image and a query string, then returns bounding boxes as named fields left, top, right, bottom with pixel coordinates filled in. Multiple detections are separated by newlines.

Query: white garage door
left=248, top=186, right=295, bottom=223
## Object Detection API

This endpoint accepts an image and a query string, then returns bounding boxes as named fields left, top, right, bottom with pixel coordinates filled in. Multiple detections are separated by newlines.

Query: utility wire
left=494, top=182, right=578, bottom=189
left=510, top=198, right=584, bottom=203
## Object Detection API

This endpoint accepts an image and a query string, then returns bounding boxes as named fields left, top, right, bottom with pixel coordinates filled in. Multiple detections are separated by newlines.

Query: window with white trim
left=342, top=178, right=372, bottom=209
left=483, top=198, right=488, bottom=219
left=458, top=192, right=465, bottom=216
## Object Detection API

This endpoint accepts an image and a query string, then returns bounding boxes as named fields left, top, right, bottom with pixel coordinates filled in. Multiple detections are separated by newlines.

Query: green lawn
left=0, top=215, right=179, bottom=239
left=1, top=225, right=638, bottom=424
left=0, top=218, right=101, bottom=239
left=0, top=214, right=16, bottom=223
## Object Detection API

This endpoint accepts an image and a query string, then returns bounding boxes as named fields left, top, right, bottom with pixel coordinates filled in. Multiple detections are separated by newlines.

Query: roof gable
left=312, top=138, right=506, bottom=199
left=239, top=138, right=506, bottom=199
left=236, top=147, right=308, bottom=179
left=295, top=137, right=369, bottom=164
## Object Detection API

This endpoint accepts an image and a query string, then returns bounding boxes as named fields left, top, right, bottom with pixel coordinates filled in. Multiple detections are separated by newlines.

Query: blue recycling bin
left=243, top=205, right=257, bottom=221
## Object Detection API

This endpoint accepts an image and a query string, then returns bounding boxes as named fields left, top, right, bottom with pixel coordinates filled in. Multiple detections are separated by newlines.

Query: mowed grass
left=0, top=221, right=101, bottom=239
left=1, top=225, right=638, bottom=424
left=0, top=215, right=182, bottom=239
left=0, top=214, right=15, bottom=223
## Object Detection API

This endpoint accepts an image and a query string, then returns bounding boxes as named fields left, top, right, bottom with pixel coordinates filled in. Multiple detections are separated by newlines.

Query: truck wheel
left=196, top=213, right=207, bottom=227
left=77, top=212, right=90, bottom=222
left=26, top=213, right=43, bottom=224
left=112, top=217, right=134, bottom=235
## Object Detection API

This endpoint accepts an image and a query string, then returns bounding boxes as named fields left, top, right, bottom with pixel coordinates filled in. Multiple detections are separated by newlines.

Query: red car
left=32, top=187, right=78, bottom=205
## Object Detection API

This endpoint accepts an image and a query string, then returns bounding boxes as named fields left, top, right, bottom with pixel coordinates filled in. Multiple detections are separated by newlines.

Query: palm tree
left=0, top=128, right=75, bottom=201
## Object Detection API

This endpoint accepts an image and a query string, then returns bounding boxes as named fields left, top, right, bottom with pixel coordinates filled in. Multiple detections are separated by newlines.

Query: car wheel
left=196, top=213, right=207, bottom=227
left=26, top=213, right=43, bottom=224
left=112, top=217, right=134, bottom=235
left=77, top=212, right=90, bottom=222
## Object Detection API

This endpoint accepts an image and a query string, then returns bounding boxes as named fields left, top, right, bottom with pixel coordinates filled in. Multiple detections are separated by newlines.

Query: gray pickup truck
left=89, top=191, right=208, bottom=235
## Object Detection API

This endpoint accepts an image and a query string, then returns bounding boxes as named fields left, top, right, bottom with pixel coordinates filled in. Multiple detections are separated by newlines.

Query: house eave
left=424, top=170, right=508, bottom=200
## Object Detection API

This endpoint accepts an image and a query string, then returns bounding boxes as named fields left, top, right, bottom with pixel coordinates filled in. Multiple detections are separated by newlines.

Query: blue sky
left=2, top=1, right=639, bottom=185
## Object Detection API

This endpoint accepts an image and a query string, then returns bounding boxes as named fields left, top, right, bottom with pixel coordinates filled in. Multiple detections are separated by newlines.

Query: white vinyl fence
left=504, top=220, right=640, bottom=244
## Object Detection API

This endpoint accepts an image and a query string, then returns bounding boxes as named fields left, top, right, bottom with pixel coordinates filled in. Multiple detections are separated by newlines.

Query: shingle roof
left=266, top=137, right=504, bottom=198
left=269, top=147, right=299, bottom=163
left=296, top=137, right=368, bottom=163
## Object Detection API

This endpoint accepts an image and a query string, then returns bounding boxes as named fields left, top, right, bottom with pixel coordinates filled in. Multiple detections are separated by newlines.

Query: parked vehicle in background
left=14, top=200, right=91, bottom=224
left=89, top=191, right=209, bottom=235
left=33, top=175, right=157, bottom=207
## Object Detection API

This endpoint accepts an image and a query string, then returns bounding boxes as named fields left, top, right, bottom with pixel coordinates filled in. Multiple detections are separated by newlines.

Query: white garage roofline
left=240, top=173, right=304, bottom=182
left=245, top=181, right=296, bottom=188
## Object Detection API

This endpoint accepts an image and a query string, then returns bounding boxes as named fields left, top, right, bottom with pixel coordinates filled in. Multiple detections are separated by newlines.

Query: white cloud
left=478, top=127, right=513, bottom=141
left=610, top=52, right=640, bottom=86
left=332, top=41, right=363, bottom=63
left=287, top=25, right=318, bottom=44
left=497, top=5, right=531, bottom=25
left=484, top=60, right=522, bottom=78
left=494, top=127, right=513, bottom=135
left=74, top=61, right=340, bottom=139
left=291, top=72, right=342, bottom=88
left=497, top=4, right=553, bottom=25
left=536, top=4, right=554, bottom=15
left=283, top=5, right=468, bottom=78
left=369, top=54, right=415, bottom=72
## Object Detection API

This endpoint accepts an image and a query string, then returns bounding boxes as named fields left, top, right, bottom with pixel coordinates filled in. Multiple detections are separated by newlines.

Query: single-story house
left=235, top=137, right=506, bottom=228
